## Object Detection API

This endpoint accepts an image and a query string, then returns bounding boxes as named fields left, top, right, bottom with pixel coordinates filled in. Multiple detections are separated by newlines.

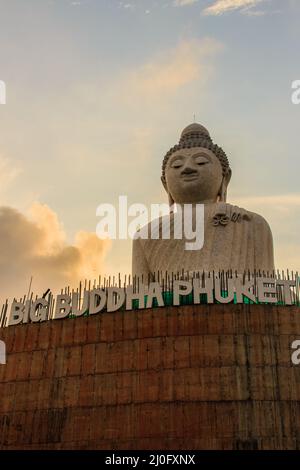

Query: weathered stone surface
left=0, top=304, right=300, bottom=449
left=132, top=123, right=274, bottom=277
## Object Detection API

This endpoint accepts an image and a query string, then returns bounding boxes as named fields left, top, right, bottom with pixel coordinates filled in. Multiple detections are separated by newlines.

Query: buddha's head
left=161, top=123, right=232, bottom=205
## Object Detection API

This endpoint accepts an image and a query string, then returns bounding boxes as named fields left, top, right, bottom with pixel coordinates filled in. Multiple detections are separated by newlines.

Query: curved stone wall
left=0, top=304, right=300, bottom=449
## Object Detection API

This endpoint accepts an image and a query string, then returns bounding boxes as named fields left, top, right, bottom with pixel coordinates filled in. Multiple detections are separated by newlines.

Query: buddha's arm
left=253, top=213, right=275, bottom=272
left=132, top=237, right=151, bottom=280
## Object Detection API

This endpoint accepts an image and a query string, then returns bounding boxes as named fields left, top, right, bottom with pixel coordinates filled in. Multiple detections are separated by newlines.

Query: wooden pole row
left=0, top=269, right=299, bottom=326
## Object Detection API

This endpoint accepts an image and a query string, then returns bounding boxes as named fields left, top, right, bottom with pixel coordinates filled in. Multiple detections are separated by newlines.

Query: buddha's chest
left=143, top=219, right=256, bottom=273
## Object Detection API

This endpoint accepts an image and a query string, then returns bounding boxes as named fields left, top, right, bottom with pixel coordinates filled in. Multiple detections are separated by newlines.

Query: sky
left=0, top=0, right=299, bottom=300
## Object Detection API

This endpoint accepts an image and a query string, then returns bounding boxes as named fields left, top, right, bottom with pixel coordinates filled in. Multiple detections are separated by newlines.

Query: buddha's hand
left=212, top=202, right=252, bottom=226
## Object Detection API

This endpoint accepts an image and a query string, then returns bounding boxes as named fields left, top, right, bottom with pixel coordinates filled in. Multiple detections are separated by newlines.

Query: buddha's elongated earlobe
left=168, top=193, right=175, bottom=211
left=218, top=169, right=232, bottom=202
left=161, top=176, right=175, bottom=210
left=218, top=178, right=227, bottom=202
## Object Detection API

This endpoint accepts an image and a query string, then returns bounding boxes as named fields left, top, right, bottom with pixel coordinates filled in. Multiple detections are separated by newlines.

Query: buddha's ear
left=161, top=176, right=175, bottom=208
left=161, top=176, right=168, bottom=193
left=218, top=169, right=232, bottom=202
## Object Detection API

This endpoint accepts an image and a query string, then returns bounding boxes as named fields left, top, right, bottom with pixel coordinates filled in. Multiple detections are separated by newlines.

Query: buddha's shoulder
left=248, top=210, right=273, bottom=234
left=224, top=203, right=272, bottom=230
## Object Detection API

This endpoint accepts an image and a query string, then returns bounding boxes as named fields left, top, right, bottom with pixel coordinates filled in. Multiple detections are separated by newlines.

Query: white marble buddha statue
left=132, top=123, right=275, bottom=279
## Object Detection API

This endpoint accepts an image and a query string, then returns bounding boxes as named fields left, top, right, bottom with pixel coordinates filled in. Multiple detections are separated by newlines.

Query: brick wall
left=0, top=304, right=300, bottom=449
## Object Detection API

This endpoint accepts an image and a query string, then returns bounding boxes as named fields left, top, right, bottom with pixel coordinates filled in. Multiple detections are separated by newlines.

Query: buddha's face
left=163, top=147, right=224, bottom=204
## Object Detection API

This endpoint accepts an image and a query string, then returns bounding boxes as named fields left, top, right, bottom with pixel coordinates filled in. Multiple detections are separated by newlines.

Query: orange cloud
left=0, top=203, right=111, bottom=301
left=119, top=38, right=222, bottom=103
left=174, top=0, right=199, bottom=7
left=203, top=0, right=264, bottom=15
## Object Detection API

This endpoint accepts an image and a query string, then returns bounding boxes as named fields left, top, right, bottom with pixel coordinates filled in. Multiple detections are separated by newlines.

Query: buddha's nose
left=181, top=166, right=197, bottom=175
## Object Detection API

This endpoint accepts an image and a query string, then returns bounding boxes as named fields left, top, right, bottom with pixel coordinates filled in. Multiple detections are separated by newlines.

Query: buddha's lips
left=181, top=172, right=199, bottom=181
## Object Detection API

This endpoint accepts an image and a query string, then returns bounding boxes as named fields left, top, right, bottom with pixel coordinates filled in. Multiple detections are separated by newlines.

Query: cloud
left=0, top=203, right=111, bottom=301
left=174, top=0, right=199, bottom=6
left=0, top=37, right=223, bottom=289
left=118, top=38, right=222, bottom=103
left=0, top=155, right=21, bottom=197
left=203, top=0, right=265, bottom=15
left=242, top=8, right=266, bottom=15
left=119, top=2, right=135, bottom=9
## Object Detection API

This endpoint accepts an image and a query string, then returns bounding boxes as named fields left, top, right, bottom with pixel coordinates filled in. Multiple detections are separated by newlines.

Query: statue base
left=0, top=303, right=300, bottom=450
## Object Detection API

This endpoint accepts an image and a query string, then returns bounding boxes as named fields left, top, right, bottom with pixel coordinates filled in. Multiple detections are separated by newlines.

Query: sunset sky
left=0, top=0, right=299, bottom=299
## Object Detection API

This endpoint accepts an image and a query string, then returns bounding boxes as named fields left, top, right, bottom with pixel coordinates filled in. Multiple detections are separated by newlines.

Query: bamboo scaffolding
left=0, top=269, right=299, bottom=327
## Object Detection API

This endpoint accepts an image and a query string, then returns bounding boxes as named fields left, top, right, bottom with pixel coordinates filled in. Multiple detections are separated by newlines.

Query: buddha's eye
left=194, top=156, right=209, bottom=165
left=171, top=159, right=183, bottom=169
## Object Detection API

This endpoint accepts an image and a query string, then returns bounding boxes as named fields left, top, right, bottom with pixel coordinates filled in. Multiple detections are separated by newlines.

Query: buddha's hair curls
left=162, top=124, right=231, bottom=183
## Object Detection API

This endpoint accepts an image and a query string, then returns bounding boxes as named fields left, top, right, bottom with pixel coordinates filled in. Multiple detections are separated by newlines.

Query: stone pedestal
left=0, top=304, right=300, bottom=449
